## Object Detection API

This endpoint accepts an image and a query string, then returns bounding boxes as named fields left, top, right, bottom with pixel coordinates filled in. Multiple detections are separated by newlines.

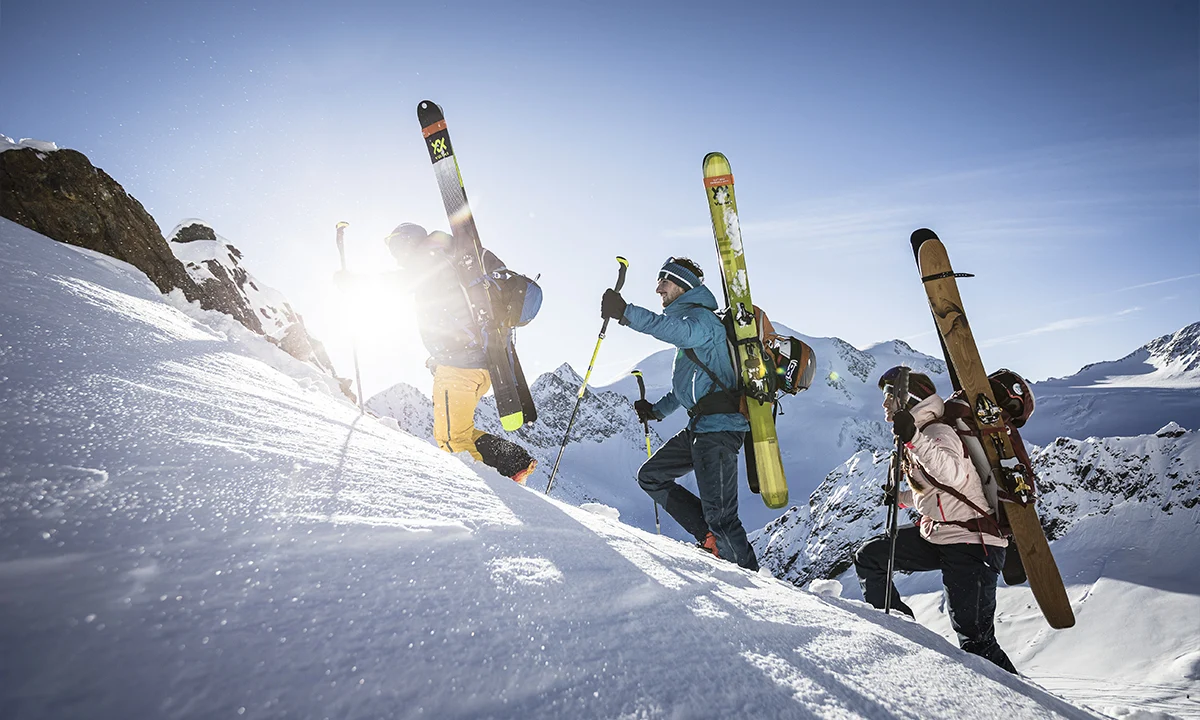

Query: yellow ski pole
left=545, top=256, right=629, bottom=494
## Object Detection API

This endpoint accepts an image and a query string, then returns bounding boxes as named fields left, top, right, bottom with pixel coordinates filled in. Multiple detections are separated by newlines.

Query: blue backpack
left=493, top=269, right=542, bottom=328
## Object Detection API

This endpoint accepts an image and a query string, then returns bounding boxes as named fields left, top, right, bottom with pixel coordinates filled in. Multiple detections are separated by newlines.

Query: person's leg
left=854, top=525, right=942, bottom=617
left=432, top=366, right=489, bottom=462
left=691, top=431, right=757, bottom=571
left=939, top=543, right=1018, bottom=674
left=637, top=429, right=709, bottom=542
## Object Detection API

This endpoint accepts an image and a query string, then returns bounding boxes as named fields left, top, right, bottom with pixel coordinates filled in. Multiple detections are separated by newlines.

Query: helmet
left=878, top=366, right=936, bottom=405
left=988, top=368, right=1035, bottom=427
left=384, top=223, right=428, bottom=259
left=424, top=230, right=454, bottom=252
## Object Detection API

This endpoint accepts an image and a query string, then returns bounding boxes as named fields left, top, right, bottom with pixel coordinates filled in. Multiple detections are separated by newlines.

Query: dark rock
left=0, top=147, right=202, bottom=301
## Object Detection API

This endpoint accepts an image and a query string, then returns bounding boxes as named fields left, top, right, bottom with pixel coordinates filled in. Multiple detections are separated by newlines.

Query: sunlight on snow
left=53, top=277, right=219, bottom=342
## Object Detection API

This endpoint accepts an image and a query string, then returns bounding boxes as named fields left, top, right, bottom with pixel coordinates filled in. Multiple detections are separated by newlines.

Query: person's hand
left=634, top=399, right=657, bottom=423
left=893, top=409, right=917, bottom=443
left=601, top=288, right=627, bottom=321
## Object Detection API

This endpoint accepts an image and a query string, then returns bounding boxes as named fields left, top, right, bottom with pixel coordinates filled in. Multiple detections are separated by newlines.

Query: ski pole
left=631, top=369, right=660, bottom=534
left=545, top=256, right=629, bottom=494
left=335, top=221, right=365, bottom=414
left=884, top=367, right=910, bottom=615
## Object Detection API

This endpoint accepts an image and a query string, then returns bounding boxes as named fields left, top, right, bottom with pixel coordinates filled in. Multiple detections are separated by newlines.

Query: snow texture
left=0, top=216, right=1105, bottom=718
left=0, top=134, right=59, bottom=154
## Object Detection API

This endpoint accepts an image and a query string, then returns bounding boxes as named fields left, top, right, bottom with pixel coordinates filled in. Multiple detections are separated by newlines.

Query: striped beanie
left=658, top=257, right=703, bottom=291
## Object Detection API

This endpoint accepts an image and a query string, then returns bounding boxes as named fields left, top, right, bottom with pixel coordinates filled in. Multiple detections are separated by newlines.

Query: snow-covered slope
left=1023, top=323, right=1200, bottom=444
left=367, top=364, right=669, bottom=533
left=752, top=420, right=1200, bottom=716
left=5, top=215, right=1104, bottom=718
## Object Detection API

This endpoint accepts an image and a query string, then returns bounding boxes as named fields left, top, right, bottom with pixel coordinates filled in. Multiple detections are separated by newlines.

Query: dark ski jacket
left=622, top=284, right=749, bottom=434
left=406, top=247, right=505, bottom=370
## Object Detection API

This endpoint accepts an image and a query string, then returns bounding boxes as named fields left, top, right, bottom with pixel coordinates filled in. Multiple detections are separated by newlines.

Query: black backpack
left=684, top=305, right=817, bottom=419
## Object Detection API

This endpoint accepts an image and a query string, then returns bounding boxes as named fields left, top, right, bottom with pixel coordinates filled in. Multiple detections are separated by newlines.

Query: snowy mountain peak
left=1145, top=321, right=1200, bottom=373
left=548, top=362, right=584, bottom=385
left=829, top=337, right=877, bottom=383
left=1157, top=421, right=1187, bottom=438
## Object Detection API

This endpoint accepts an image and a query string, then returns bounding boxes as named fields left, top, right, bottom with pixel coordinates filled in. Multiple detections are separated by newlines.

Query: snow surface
left=0, top=217, right=1106, bottom=717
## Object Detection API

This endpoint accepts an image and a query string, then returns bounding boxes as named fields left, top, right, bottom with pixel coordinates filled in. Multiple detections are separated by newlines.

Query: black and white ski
left=417, top=100, right=534, bottom=430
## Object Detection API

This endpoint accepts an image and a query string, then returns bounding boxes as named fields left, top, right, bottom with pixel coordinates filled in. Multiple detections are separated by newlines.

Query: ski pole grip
left=613, top=256, right=629, bottom=293
left=335, top=222, right=349, bottom=268
left=631, top=370, right=646, bottom=400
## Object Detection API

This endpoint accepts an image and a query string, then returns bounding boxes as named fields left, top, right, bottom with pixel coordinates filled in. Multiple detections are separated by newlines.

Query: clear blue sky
left=3, top=0, right=1197, bottom=397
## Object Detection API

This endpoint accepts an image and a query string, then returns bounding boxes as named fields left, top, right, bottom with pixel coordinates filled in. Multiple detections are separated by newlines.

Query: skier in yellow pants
left=431, top=364, right=535, bottom=483
left=388, top=223, right=537, bottom=484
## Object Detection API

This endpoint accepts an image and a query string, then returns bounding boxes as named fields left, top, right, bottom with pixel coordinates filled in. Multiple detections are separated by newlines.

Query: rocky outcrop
left=167, top=220, right=339, bottom=378
left=0, top=146, right=202, bottom=301
left=168, top=221, right=263, bottom=333
left=1, top=141, right=347, bottom=394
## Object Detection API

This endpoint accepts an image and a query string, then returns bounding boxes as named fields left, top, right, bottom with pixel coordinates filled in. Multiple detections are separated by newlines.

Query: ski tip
left=335, top=221, right=349, bottom=229
left=500, top=411, right=524, bottom=432
left=910, top=228, right=940, bottom=260
left=630, top=369, right=642, bottom=377
left=615, top=256, right=629, bottom=267
left=416, top=100, right=444, bottom=125
left=703, top=152, right=732, bottom=178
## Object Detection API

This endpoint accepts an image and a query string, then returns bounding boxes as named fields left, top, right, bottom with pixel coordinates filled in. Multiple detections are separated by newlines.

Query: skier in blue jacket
left=601, top=257, right=758, bottom=570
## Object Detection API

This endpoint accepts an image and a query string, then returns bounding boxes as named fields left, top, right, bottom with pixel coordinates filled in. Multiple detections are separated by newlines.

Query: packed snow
left=0, top=217, right=1114, bottom=717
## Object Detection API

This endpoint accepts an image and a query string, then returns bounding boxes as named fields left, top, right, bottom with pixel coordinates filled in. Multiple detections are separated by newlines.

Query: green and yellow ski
left=703, top=152, right=788, bottom=509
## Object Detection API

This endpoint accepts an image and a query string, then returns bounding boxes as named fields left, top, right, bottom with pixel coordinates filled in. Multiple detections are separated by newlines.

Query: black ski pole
left=631, top=369, right=660, bottom=534
left=545, top=256, right=629, bottom=494
left=884, top=367, right=910, bottom=615
left=335, top=221, right=365, bottom=414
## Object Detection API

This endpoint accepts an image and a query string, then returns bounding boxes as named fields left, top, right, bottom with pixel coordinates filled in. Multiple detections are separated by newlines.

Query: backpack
left=933, top=371, right=1039, bottom=540
left=491, top=269, right=542, bottom=328
left=684, top=304, right=817, bottom=418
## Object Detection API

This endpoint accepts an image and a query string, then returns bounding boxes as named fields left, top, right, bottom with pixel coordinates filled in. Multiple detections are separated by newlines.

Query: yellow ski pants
left=432, top=365, right=490, bottom=462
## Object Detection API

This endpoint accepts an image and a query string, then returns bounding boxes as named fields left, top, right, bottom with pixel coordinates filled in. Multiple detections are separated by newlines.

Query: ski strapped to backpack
left=684, top=305, right=816, bottom=420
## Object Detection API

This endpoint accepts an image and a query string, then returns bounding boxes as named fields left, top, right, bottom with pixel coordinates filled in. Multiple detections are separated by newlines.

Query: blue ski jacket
left=622, top=285, right=749, bottom=434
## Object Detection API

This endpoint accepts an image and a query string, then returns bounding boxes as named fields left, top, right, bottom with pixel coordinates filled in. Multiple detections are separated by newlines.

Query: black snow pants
left=637, top=428, right=758, bottom=571
left=854, top=525, right=1017, bottom=674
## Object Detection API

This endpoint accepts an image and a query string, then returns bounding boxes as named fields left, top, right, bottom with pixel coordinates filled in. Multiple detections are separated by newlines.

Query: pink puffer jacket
left=898, top=394, right=1007, bottom=548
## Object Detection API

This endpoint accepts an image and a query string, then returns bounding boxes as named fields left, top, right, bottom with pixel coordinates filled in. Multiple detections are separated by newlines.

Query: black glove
left=634, top=399, right=658, bottom=423
left=893, top=409, right=917, bottom=443
left=601, top=288, right=627, bottom=321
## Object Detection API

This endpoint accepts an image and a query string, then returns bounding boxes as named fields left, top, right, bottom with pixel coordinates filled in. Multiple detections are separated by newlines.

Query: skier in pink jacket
left=854, top=367, right=1017, bottom=674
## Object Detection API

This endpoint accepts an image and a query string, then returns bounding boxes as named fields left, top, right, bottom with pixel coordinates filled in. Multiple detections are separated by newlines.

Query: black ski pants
left=637, top=428, right=758, bottom=571
left=854, top=526, right=1017, bottom=674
